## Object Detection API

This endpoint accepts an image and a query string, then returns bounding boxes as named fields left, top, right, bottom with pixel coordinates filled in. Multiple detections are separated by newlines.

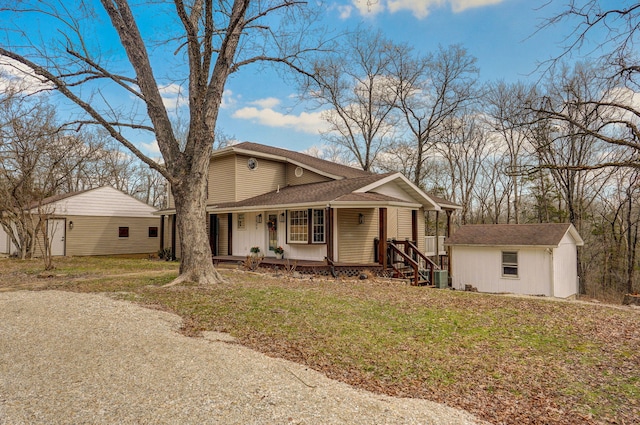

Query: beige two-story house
left=158, top=142, right=458, bottom=284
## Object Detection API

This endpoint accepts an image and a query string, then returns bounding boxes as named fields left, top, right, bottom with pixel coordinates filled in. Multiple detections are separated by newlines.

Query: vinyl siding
left=397, top=208, right=413, bottom=240
left=161, top=215, right=171, bottom=250
left=386, top=207, right=398, bottom=239
left=65, top=215, right=160, bottom=256
left=235, top=155, right=286, bottom=201
left=371, top=181, right=416, bottom=203
left=285, top=163, right=331, bottom=186
left=0, top=225, right=11, bottom=254
left=336, top=208, right=378, bottom=263
left=232, top=211, right=267, bottom=255
left=208, top=155, right=236, bottom=203
left=167, top=186, right=174, bottom=208
left=553, top=233, right=579, bottom=298
left=417, top=208, right=425, bottom=252
left=450, top=246, right=553, bottom=296
left=218, top=215, right=229, bottom=255
left=47, top=186, right=157, bottom=217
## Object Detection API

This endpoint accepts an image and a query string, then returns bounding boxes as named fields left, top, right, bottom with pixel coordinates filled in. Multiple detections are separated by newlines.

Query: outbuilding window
left=502, top=251, right=518, bottom=277
left=119, top=227, right=129, bottom=238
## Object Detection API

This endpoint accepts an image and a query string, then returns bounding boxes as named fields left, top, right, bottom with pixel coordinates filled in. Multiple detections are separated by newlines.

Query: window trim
left=312, top=209, right=325, bottom=243
left=118, top=226, right=129, bottom=238
left=237, top=213, right=246, bottom=230
left=287, top=209, right=308, bottom=243
left=148, top=226, right=158, bottom=238
left=501, top=250, right=518, bottom=278
left=287, top=209, right=326, bottom=245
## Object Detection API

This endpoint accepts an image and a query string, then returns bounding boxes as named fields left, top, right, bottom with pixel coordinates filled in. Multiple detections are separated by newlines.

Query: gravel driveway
left=0, top=291, right=486, bottom=424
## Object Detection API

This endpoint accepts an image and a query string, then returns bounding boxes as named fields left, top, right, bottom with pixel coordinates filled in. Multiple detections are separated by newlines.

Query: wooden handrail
left=388, top=242, right=420, bottom=285
left=406, top=239, right=439, bottom=269
left=388, top=239, right=442, bottom=285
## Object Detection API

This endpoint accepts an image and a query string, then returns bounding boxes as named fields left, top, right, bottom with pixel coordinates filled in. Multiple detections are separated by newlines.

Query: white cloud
left=346, top=0, right=505, bottom=19
left=221, top=89, right=238, bottom=109
left=450, top=0, right=504, bottom=12
left=338, top=5, right=353, bottom=19
left=158, top=83, right=187, bottom=109
left=158, top=83, right=182, bottom=96
left=352, top=0, right=385, bottom=16
left=140, top=140, right=161, bottom=155
left=387, top=0, right=442, bottom=19
left=232, top=105, right=326, bottom=134
left=249, top=97, right=281, bottom=109
left=0, top=57, right=54, bottom=94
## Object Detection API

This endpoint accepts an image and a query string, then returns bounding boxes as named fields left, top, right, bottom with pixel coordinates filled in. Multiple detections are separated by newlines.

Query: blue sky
left=217, top=0, right=592, bottom=154
left=0, top=0, right=599, bottom=157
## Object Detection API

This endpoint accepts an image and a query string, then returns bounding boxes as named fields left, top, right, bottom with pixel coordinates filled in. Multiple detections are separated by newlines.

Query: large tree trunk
left=169, top=170, right=224, bottom=285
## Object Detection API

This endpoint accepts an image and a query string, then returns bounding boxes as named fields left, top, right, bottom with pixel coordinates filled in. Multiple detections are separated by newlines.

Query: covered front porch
left=208, top=201, right=457, bottom=284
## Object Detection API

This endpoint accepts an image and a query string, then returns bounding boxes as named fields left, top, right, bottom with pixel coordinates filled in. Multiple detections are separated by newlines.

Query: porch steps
left=393, top=265, right=430, bottom=286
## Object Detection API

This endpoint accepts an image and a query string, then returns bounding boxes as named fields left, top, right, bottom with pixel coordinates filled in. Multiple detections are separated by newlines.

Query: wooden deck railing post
left=379, top=208, right=387, bottom=269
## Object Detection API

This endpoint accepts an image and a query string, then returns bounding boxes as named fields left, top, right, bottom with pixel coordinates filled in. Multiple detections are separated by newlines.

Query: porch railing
left=388, top=239, right=440, bottom=286
left=424, top=236, right=447, bottom=256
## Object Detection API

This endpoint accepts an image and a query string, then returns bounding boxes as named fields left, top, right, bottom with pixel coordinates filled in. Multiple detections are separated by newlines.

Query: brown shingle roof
left=230, top=142, right=372, bottom=179
left=445, top=223, right=577, bottom=247
left=426, top=193, right=462, bottom=210
left=211, top=173, right=411, bottom=209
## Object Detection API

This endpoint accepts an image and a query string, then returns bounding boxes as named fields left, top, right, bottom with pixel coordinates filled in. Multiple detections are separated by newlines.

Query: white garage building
left=446, top=223, right=584, bottom=298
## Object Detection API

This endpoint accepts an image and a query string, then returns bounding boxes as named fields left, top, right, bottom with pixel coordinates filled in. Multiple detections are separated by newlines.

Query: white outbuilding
left=446, top=223, right=584, bottom=298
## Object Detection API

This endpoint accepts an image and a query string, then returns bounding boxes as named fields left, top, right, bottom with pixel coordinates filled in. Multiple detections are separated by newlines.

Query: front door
left=267, top=212, right=278, bottom=255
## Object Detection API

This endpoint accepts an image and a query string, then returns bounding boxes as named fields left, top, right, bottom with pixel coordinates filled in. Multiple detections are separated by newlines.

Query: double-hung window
left=502, top=251, right=518, bottom=277
left=312, top=209, right=325, bottom=243
left=288, top=210, right=308, bottom=242
left=288, top=209, right=326, bottom=244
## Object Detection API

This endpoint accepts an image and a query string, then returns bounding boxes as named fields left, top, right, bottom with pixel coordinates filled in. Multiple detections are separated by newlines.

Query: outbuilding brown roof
left=445, top=223, right=582, bottom=247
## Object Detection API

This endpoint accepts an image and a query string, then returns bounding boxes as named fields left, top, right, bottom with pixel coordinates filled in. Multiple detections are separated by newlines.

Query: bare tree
left=0, top=91, right=57, bottom=258
left=301, top=29, right=401, bottom=171
left=389, top=44, right=479, bottom=189
left=531, top=63, right=621, bottom=294
left=435, top=114, right=489, bottom=224
left=0, top=88, right=100, bottom=265
left=483, top=81, right=537, bottom=223
left=304, top=144, right=353, bottom=166
left=540, top=1, right=640, bottom=169
left=1, top=0, right=326, bottom=284
left=473, top=151, right=513, bottom=224
left=375, top=140, right=419, bottom=178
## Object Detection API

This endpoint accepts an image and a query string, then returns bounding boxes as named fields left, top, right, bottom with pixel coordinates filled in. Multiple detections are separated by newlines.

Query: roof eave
left=566, top=224, right=585, bottom=246
left=354, top=173, right=441, bottom=210
left=207, top=199, right=421, bottom=213
left=446, top=243, right=559, bottom=249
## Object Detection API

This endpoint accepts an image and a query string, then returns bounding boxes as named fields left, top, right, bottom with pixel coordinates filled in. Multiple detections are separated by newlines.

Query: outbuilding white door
left=47, top=219, right=66, bottom=256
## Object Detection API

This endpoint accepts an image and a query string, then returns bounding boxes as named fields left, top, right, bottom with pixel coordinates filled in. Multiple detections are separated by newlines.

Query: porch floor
left=212, top=255, right=384, bottom=277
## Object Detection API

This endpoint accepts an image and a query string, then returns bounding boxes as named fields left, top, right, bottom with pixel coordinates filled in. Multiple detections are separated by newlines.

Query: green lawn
left=2, top=257, right=638, bottom=424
